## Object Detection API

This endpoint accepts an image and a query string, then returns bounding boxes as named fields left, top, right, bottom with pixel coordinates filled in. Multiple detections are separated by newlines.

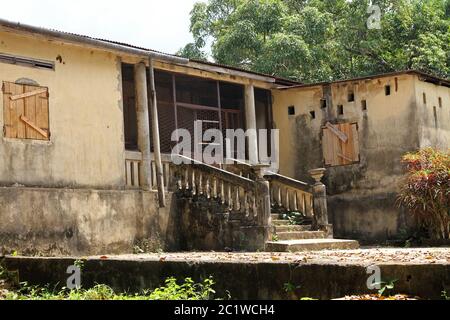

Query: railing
left=171, top=156, right=270, bottom=224
left=125, top=151, right=142, bottom=188
left=223, top=159, right=315, bottom=217
left=125, top=152, right=178, bottom=191
left=151, top=154, right=173, bottom=191
left=264, top=173, right=314, bottom=217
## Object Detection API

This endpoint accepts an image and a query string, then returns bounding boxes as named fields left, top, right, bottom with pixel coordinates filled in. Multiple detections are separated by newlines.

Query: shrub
left=397, top=148, right=450, bottom=240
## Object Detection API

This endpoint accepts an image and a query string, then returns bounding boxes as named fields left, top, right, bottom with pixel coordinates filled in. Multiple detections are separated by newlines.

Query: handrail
left=264, top=172, right=312, bottom=193
left=170, top=155, right=269, bottom=221
left=172, top=155, right=256, bottom=189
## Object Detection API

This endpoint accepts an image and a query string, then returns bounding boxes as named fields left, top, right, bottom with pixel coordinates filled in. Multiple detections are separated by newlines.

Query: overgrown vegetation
left=397, top=148, right=450, bottom=240
left=179, top=0, right=450, bottom=82
left=1, top=262, right=218, bottom=300
left=282, top=211, right=312, bottom=226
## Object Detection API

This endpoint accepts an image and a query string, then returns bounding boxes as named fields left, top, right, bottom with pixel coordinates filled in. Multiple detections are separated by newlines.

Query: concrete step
left=266, top=239, right=360, bottom=252
left=276, top=231, right=327, bottom=241
left=271, top=213, right=283, bottom=220
left=274, top=225, right=311, bottom=232
left=272, top=219, right=290, bottom=226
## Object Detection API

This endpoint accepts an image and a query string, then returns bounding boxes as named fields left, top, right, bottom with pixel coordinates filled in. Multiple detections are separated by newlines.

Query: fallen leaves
left=337, top=294, right=419, bottom=300
left=107, top=248, right=449, bottom=265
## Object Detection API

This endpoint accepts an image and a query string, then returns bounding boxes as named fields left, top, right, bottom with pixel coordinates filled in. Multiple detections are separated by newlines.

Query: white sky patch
left=0, top=0, right=199, bottom=54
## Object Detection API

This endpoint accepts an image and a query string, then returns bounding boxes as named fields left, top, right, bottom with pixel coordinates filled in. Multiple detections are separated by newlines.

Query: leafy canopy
left=177, top=0, right=450, bottom=83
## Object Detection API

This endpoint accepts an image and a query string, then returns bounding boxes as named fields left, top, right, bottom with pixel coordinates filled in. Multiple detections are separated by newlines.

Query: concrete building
left=272, top=71, right=450, bottom=242
left=0, top=19, right=448, bottom=255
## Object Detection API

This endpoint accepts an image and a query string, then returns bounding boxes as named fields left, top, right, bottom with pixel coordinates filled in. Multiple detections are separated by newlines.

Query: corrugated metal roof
left=0, top=18, right=300, bottom=85
left=279, top=70, right=450, bottom=89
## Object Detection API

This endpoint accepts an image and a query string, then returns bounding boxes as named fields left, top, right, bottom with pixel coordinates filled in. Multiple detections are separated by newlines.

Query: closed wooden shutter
left=322, top=122, right=359, bottom=166
left=2, top=81, right=49, bottom=140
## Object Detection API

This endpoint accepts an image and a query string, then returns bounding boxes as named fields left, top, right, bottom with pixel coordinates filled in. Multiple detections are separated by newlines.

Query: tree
left=178, top=0, right=450, bottom=83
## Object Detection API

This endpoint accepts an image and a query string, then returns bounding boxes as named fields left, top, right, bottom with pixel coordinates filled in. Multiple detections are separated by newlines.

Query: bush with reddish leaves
left=397, top=148, right=450, bottom=240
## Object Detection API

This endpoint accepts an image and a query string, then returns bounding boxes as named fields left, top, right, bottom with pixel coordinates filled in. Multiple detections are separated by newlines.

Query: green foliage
left=0, top=264, right=218, bottom=300
left=179, top=0, right=450, bottom=82
left=73, top=259, right=85, bottom=270
left=283, top=282, right=301, bottom=294
left=176, top=43, right=208, bottom=61
left=282, top=211, right=309, bottom=226
left=149, top=277, right=216, bottom=300
left=397, top=148, right=450, bottom=240
left=375, top=279, right=398, bottom=297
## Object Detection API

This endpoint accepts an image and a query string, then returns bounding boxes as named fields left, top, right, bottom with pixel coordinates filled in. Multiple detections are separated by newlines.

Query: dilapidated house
left=0, top=19, right=448, bottom=255
left=273, top=71, right=450, bottom=242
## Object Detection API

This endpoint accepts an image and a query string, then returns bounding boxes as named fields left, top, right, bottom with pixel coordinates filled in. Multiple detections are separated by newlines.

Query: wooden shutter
left=2, top=81, right=49, bottom=140
left=322, top=122, right=359, bottom=166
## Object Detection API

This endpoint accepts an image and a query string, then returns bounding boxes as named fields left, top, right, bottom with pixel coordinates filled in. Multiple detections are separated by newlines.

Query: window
left=288, top=106, right=295, bottom=116
left=322, top=122, right=360, bottom=167
left=423, top=93, right=427, bottom=104
left=310, top=111, right=316, bottom=119
left=348, top=92, right=355, bottom=102
left=395, top=77, right=398, bottom=92
left=385, top=85, right=391, bottom=96
left=361, top=100, right=367, bottom=111
left=337, top=105, right=344, bottom=115
left=2, top=81, right=50, bottom=140
left=320, top=99, right=327, bottom=109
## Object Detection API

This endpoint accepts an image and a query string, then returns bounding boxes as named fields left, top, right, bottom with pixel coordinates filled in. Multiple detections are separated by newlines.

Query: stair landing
left=266, top=239, right=360, bottom=252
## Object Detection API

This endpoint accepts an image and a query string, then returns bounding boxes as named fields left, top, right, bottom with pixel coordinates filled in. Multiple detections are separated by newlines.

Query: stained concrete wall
left=0, top=31, right=126, bottom=189
left=414, top=77, right=450, bottom=149
left=4, top=256, right=449, bottom=300
left=0, top=187, right=179, bottom=256
left=272, top=74, right=450, bottom=242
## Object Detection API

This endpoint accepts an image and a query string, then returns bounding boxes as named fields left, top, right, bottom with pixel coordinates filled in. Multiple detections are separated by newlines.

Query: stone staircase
left=169, top=156, right=359, bottom=252
left=266, top=212, right=359, bottom=252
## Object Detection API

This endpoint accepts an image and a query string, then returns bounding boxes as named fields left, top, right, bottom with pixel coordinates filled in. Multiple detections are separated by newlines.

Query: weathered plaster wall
left=272, top=75, right=429, bottom=241
left=0, top=31, right=126, bottom=188
left=0, top=187, right=178, bottom=256
left=414, top=76, right=450, bottom=150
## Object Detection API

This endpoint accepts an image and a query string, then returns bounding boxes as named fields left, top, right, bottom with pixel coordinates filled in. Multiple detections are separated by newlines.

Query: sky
left=1, top=0, right=199, bottom=54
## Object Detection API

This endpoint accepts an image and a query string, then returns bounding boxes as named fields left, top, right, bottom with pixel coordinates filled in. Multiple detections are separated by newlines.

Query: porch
left=117, top=60, right=357, bottom=252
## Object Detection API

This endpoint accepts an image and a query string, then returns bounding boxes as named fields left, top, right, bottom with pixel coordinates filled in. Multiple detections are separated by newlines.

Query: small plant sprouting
left=283, top=282, right=301, bottom=294
left=73, top=259, right=85, bottom=271
left=375, top=279, right=398, bottom=297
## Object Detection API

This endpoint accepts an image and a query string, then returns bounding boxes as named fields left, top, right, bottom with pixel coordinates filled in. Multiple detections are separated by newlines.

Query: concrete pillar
left=309, top=168, right=333, bottom=238
left=134, top=62, right=152, bottom=190
left=245, top=84, right=259, bottom=165
left=148, top=58, right=166, bottom=207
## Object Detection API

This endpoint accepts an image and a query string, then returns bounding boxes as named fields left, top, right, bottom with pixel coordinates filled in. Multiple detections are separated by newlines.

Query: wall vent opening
left=361, top=100, right=367, bottom=111
left=433, top=106, right=438, bottom=128
left=0, top=53, right=54, bottom=70
left=288, top=106, right=295, bottom=116
left=320, top=99, right=327, bottom=109
left=310, top=111, right=316, bottom=119
left=348, top=92, right=355, bottom=102
left=385, top=85, right=391, bottom=96
left=337, top=105, right=344, bottom=115
left=423, top=93, right=427, bottom=104
left=438, top=97, right=442, bottom=108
